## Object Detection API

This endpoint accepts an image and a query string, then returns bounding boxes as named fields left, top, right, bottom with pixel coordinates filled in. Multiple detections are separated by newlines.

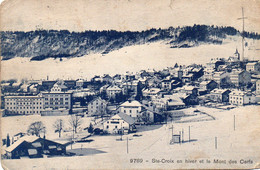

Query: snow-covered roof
left=120, top=100, right=142, bottom=107
left=211, top=88, right=229, bottom=94
left=12, top=82, right=21, bottom=87
left=181, top=85, right=196, bottom=91
left=142, top=88, right=161, bottom=94
left=1, top=83, right=10, bottom=86
left=229, top=90, right=254, bottom=96
left=117, top=113, right=135, bottom=124
left=6, top=135, right=39, bottom=152
left=107, top=85, right=121, bottom=91
left=246, top=62, right=258, bottom=66
left=200, top=80, right=211, bottom=85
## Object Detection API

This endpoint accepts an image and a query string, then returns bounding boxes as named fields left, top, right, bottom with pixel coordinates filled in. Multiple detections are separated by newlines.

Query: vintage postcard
left=0, top=0, right=260, bottom=169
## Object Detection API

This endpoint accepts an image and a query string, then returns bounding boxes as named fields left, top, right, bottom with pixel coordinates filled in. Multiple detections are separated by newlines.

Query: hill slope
left=1, top=25, right=259, bottom=61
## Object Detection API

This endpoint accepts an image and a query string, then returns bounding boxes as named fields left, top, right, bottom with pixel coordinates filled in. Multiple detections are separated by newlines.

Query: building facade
left=106, top=85, right=122, bottom=98
left=103, top=113, right=136, bottom=134
left=87, top=97, right=107, bottom=116
left=42, top=92, right=72, bottom=111
left=119, top=100, right=142, bottom=119
left=229, top=90, right=256, bottom=106
left=4, top=95, right=44, bottom=115
left=230, top=70, right=251, bottom=86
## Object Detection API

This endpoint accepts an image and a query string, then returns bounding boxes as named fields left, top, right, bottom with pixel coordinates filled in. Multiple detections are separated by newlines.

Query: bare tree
left=69, top=115, right=82, bottom=134
left=27, top=121, right=46, bottom=137
left=53, top=119, right=63, bottom=138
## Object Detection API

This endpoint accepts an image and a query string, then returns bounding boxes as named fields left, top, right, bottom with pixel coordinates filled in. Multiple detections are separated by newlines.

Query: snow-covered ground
left=1, top=37, right=260, bottom=81
left=0, top=115, right=93, bottom=141
left=2, top=105, right=260, bottom=169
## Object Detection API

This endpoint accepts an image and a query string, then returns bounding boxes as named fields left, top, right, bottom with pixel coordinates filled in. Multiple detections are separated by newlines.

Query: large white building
left=119, top=100, right=142, bottom=119
left=103, top=113, right=135, bottom=134
left=229, top=90, right=256, bottom=106
left=4, top=95, right=44, bottom=115
left=42, top=92, right=72, bottom=111
left=87, top=97, right=107, bottom=116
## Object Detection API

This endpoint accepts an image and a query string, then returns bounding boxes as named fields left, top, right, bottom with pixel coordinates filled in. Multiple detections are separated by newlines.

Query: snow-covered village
left=1, top=47, right=260, bottom=169
left=1, top=0, right=260, bottom=169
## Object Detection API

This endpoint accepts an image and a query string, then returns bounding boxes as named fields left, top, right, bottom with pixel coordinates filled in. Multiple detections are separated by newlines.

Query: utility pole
left=179, top=131, right=181, bottom=145
left=189, top=126, right=191, bottom=142
left=182, top=128, right=184, bottom=143
left=234, top=115, right=236, bottom=131
left=171, top=125, right=173, bottom=138
left=215, top=137, right=217, bottom=149
left=237, top=7, right=247, bottom=61
left=127, top=137, right=129, bottom=154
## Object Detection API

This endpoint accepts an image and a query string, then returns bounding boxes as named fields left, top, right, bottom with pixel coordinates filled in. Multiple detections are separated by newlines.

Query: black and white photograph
left=0, top=0, right=260, bottom=169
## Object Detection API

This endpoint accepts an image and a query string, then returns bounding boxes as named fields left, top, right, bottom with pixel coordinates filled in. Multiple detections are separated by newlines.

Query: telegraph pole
left=234, top=115, right=236, bottom=131
left=127, top=137, right=129, bottom=154
left=237, top=7, right=247, bottom=61
left=189, top=126, right=191, bottom=142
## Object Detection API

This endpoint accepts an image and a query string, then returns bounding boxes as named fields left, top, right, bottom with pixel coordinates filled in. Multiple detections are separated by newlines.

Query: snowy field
left=1, top=105, right=260, bottom=169
left=1, top=115, right=93, bottom=141
left=2, top=37, right=260, bottom=81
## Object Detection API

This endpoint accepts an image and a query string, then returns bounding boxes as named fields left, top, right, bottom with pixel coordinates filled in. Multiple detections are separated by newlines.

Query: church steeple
left=234, top=48, right=240, bottom=61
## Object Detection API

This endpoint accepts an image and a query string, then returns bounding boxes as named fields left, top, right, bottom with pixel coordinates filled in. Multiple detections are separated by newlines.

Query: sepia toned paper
left=0, top=0, right=260, bottom=169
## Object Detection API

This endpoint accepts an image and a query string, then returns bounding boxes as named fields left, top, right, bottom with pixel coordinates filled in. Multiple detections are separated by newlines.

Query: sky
left=0, top=0, right=260, bottom=32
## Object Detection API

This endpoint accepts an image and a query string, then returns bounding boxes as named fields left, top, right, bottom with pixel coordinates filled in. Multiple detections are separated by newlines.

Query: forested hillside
left=1, top=25, right=259, bottom=61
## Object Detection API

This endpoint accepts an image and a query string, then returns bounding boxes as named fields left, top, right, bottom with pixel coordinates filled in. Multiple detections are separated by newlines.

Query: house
left=229, top=90, right=256, bottom=106
left=142, top=88, right=161, bottom=97
left=182, top=73, right=194, bottom=82
left=20, top=83, right=30, bottom=93
left=147, top=76, right=162, bottom=88
left=101, top=74, right=113, bottom=83
left=174, top=85, right=198, bottom=96
left=119, top=100, right=143, bottom=119
left=206, top=58, right=225, bottom=70
left=51, top=82, right=68, bottom=92
left=163, top=94, right=186, bottom=110
left=28, top=84, right=40, bottom=93
left=212, top=71, right=229, bottom=86
left=64, top=80, right=76, bottom=89
left=76, top=79, right=84, bottom=88
left=5, top=135, right=66, bottom=159
left=139, top=110, right=164, bottom=123
left=209, top=89, right=231, bottom=103
left=91, top=75, right=102, bottom=82
left=198, top=80, right=218, bottom=93
left=106, top=85, right=122, bottom=98
left=230, top=70, right=251, bottom=87
left=188, top=67, right=204, bottom=80
left=122, top=80, right=141, bottom=95
left=103, top=113, right=136, bottom=134
left=87, top=97, right=107, bottom=116
left=41, top=81, right=57, bottom=91
left=161, top=79, right=176, bottom=90
left=246, top=62, right=259, bottom=72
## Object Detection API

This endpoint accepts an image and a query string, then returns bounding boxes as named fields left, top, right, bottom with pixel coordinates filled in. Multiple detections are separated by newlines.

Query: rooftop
left=120, top=100, right=142, bottom=107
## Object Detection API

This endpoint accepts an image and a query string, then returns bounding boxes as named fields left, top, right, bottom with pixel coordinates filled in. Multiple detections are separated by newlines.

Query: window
left=107, top=125, right=109, bottom=129
left=115, top=126, right=118, bottom=129
left=124, top=110, right=126, bottom=113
